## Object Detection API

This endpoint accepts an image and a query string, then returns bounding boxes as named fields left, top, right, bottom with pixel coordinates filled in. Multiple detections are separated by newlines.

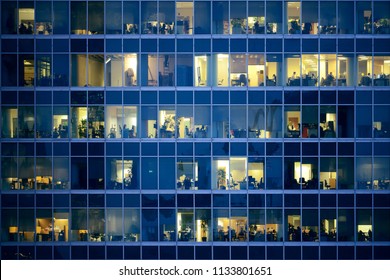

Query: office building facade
left=1, top=0, right=389, bottom=260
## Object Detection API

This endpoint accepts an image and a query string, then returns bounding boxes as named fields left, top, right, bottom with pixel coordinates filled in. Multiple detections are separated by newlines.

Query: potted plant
left=217, top=168, right=226, bottom=189
left=376, top=18, right=390, bottom=34
left=231, top=18, right=244, bottom=34
left=201, top=220, right=208, bottom=242
left=289, top=20, right=300, bottom=34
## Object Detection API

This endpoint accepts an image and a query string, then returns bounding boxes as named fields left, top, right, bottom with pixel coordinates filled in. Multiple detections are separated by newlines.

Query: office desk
left=374, top=78, right=389, bottom=86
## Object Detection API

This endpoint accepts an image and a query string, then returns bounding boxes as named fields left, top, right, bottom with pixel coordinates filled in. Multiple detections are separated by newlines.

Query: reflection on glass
left=124, top=208, right=140, bottom=242
left=1, top=107, right=18, bottom=138
left=266, top=1, right=282, bottom=34
left=286, top=2, right=301, bottom=35
left=230, top=1, right=246, bottom=34
left=266, top=209, right=283, bottom=241
left=320, top=209, right=337, bottom=241
left=195, top=209, right=211, bottom=242
left=320, top=106, right=336, bottom=138
left=123, top=1, right=139, bottom=34
left=319, top=1, right=336, bottom=34
left=248, top=1, right=265, bottom=34
left=53, top=157, right=69, bottom=189
left=302, top=1, right=318, bottom=34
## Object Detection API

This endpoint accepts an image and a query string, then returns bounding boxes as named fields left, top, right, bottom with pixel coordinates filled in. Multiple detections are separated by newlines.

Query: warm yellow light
left=9, top=226, right=18, bottom=233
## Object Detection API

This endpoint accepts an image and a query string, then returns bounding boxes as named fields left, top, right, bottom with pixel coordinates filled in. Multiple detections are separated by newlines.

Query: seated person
left=325, top=72, right=335, bottom=86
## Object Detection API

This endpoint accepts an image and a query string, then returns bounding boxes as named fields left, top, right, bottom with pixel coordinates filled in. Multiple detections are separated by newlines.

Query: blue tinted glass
left=36, top=142, right=52, bottom=156
left=213, top=194, right=229, bottom=207
left=195, top=39, right=210, bottom=52
left=284, top=90, right=300, bottom=104
left=177, top=39, right=193, bottom=52
left=356, top=142, right=372, bottom=156
left=124, top=143, right=139, bottom=156
left=266, top=143, right=282, bottom=156
left=284, top=39, right=300, bottom=52
left=266, top=39, right=282, bottom=52
left=213, top=91, right=229, bottom=104
left=213, top=142, right=229, bottom=156
left=159, top=91, right=175, bottom=104
left=123, top=91, right=139, bottom=105
left=19, top=91, right=34, bottom=104
left=177, top=194, right=193, bottom=207
left=356, top=91, right=372, bottom=104
left=106, top=39, right=122, bottom=52
left=53, top=194, right=69, bottom=207
left=53, top=143, right=69, bottom=156
left=302, top=39, right=318, bottom=52
left=320, top=91, right=336, bottom=104
left=53, top=39, right=69, bottom=52
left=320, top=39, right=336, bottom=52
left=213, top=39, right=229, bottom=52
left=248, top=39, right=265, bottom=52
left=106, top=91, right=122, bottom=104
left=106, top=194, right=122, bottom=207
left=142, top=194, right=158, bottom=207
left=374, top=39, right=390, bottom=52
left=320, top=142, right=336, bottom=155
left=231, top=194, right=247, bottom=207
left=178, top=246, right=194, bottom=260
left=177, top=143, right=193, bottom=156
left=36, top=39, right=51, bottom=52
left=106, top=143, right=122, bottom=156
left=248, top=142, right=264, bottom=156
left=36, top=194, right=52, bottom=207
left=248, top=91, right=265, bottom=104
left=19, top=39, right=34, bottom=52
left=338, top=39, right=354, bottom=52
left=266, top=91, right=282, bottom=104
left=2, top=39, right=17, bottom=52
left=159, top=39, right=175, bottom=52
left=356, top=39, right=372, bottom=52
left=230, top=91, right=246, bottom=104
left=88, top=39, right=104, bottom=52
left=302, top=90, right=318, bottom=104
left=195, top=194, right=211, bottom=207
left=141, top=39, right=157, bottom=52
left=142, top=143, right=157, bottom=156
left=177, top=91, right=193, bottom=104
left=89, top=143, right=104, bottom=156
left=230, top=39, right=247, bottom=52
left=1, top=91, right=17, bottom=104
left=195, top=91, right=211, bottom=104
left=36, top=91, right=52, bottom=104
left=159, top=143, right=175, bottom=156
left=71, top=39, right=86, bottom=52
left=141, top=91, right=157, bottom=104
left=123, top=39, right=139, bottom=52
left=231, top=143, right=246, bottom=156
left=124, top=194, right=140, bottom=207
